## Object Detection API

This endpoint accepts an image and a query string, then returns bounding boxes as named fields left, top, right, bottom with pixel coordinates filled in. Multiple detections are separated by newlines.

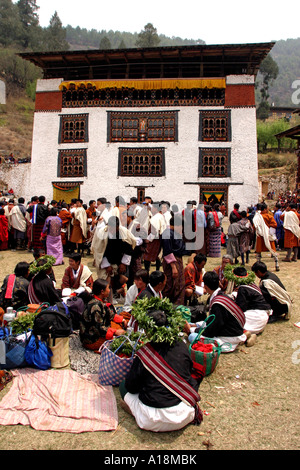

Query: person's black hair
left=14, top=261, right=30, bottom=277
left=92, top=279, right=109, bottom=296
left=234, top=203, right=240, bottom=209
left=18, top=197, right=25, bottom=204
left=240, top=210, right=247, bottom=218
left=288, top=203, right=297, bottom=209
left=69, top=253, right=82, bottom=264
left=194, top=253, right=207, bottom=264
left=149, top=270, right=166, bottom=287
left=147, top=309, right=167, bottom=327
left=33, top=248, right=45, bottom=259
left=89, top=200, right=96, bottom=206
left=50, top=207, right=58, bottom=216
left=39, top=196, right=45, bottom=203
left=130, top=197, right=138, bottom=204
left=203, top=271, right=220, bottom=291
left=260, top=202, right=267, bottom=211
left=0, top=208, right=4, bottom=215
left=233, top=266, right=248, bottom=277
left=251, top=261, right=267, bottom=274
left=97, top=197, right=107, bottom=204
left=134, top=269, right=149, bottom=285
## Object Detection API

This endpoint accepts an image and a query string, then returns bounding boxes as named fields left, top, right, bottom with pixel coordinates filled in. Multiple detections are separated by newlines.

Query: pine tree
left=16, top=0, right=40, bottom=49
left=135, top=23, right=160, bottom=48
left=44, top=11, right=69, bottom=51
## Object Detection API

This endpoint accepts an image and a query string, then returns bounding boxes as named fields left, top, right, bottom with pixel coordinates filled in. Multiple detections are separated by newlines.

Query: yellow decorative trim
left=59, top=78, right=226, bottom=91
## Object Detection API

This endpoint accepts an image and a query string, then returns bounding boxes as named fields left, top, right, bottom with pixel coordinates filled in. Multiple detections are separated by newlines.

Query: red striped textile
left=136, top=343, right=203, bottom=424
left=210, top=294, right=246, bottom=328
left=4, top=275, right=16, bottom=299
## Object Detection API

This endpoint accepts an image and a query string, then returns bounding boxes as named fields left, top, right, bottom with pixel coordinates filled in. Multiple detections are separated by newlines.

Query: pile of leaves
left=109, top=332, right=147, bottom=357
left=130, top=297, right=186, bottom=346
left=11, top=312, right=38, bottom=335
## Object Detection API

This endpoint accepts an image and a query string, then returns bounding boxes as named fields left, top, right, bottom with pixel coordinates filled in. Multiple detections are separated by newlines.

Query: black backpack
left=33, top=302, right=72, bottom=343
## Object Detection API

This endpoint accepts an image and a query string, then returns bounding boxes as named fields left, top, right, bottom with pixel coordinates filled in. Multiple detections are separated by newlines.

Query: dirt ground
left=0, top=229, right=299, bottom=451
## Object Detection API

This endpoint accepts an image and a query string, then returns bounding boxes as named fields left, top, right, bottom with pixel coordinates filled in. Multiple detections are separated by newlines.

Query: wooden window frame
left=118, top=148, right=165, bottom=177
left=198, top=148, right=231, bottom=178
left=59, top=114, right=89, bottom=144
left=58, top=148, right=87, bottom=178
left=107, top=111, right=178, bottom=143
left=199, top=110, right=231, bottom=142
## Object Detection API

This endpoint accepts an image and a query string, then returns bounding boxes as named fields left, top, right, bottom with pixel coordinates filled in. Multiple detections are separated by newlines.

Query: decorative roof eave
left=59, top=78, right=226, bottom=91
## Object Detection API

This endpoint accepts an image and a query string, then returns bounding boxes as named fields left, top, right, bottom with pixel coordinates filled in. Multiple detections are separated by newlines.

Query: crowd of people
left=0, top=192, right=298, bottom=432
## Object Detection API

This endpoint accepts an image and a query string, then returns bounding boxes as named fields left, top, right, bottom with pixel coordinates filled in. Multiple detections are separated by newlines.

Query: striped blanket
left=0, top=368, right=118, bottom=433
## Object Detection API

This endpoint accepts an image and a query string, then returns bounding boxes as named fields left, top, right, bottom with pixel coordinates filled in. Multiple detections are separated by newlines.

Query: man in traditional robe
left=91, top=216, right=137, bottom=301
left=161, top=213, right=186, bottom=305
left=69, top=199, right=88, bottom=253
left=252, top=261, right=292, bottom=322
left=27, top=196, right=49, bottom=251
left=10, top=197, right=29, bottom=250
left=61, top=253, right=94, bottom=295
left=184, top=253, right=207, bottom=305
left=280, top=203, right=300, bottom=262
left=253, top=202, right=279, bottom=271
left=58, top=203, right=73, bottom=252
left=143, top=202, right=167, bottom=272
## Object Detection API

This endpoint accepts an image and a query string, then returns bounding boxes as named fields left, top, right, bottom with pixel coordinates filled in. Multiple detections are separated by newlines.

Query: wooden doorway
left=199, top=184, right=228, bottom=213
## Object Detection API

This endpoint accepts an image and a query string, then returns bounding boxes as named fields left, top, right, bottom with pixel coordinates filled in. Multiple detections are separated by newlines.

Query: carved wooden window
left=118, top=148, right=165, bottom=177
left=199, top=110, right=231, bottom=142
left=199, top=148, right=231, bottom=178
left=108, top=111, right=178, bottom=142
left=63, top=87, right=225, bottom=108
left=59, top=114, right=88, bottom=143
left=58, top=149, right=87, bottom=178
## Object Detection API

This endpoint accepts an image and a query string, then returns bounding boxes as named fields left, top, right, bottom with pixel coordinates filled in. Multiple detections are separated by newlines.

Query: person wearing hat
left=28, top=255, right=61, bottom=306
left=229, top=266, right=272, bottom=347
left=119, top=308, right=202, bottom=432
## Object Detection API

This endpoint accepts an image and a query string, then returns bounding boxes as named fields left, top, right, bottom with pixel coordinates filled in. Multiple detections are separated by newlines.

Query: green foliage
left=135, top=23, right=161, bottom=48
left=99, top=36, right=112, bottom=50
left=43, top=11, right=69, bottom=52
left=0, top=48, right=41, bottom=90
left=256, top=119, right=296, bottom=152
left=11, top=312, right=37, bottom=334
left=256, top=54, right=279, bottom=107
left=131, top=297, right=185, bottom=346
left=109, top=332, right=147, bottom=356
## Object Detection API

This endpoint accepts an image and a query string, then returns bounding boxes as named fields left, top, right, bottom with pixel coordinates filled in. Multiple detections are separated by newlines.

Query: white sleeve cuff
left=121, top=254, right=132, bottom=265
left=101, top=257, right=111, bottom=269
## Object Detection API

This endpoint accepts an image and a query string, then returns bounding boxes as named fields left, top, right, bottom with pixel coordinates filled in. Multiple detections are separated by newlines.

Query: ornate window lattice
left=199, top=148, right=231, bottom=178
left=58, top=149, right=87, bottom=178
left=199, top=110, right=231, bottom=141
left=59, top=114, right=88, bottom=143
left=118, top=148, right=165, bottom=177
left=62, top=87, right=225, bottom=108
left=108, top=111, right=178, bottom=142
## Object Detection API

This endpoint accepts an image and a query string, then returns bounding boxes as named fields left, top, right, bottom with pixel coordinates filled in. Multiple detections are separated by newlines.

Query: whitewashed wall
left=29, top=78, right=259, bottom=211
left=0, top=163, right=31, bottom=201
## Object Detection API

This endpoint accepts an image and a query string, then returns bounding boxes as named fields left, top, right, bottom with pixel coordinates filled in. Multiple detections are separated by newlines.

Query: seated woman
left=213, top=254, right=233, bottom=292
left=0, top=261, right=30, bottom=311
left=119, top=309, right=202, bottom=433
left=79, top=279, right=126, bottom=351
left=28, top=255, right=62, bottom=306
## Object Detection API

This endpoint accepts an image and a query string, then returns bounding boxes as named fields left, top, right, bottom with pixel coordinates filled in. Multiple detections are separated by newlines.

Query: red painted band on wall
left=35, top=91, right=62, bottom=112
left=225, top=84, right=256, bottom=107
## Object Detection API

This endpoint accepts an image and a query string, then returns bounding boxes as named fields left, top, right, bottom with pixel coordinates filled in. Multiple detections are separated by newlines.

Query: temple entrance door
left=199, top=184, right=228, bottom=214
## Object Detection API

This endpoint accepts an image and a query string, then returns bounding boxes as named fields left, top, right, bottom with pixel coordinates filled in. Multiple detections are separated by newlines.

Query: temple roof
left=19, top=42, right=275, bottom=81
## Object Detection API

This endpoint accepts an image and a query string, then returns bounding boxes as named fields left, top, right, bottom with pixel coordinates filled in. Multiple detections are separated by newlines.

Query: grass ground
left=0, top=226, right=299, bottom=451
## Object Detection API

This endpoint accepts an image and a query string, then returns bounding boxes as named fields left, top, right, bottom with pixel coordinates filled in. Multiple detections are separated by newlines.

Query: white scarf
left=283, top=211, right=300, bottom=239
left=262, top=279, right=293, bottom=319
left=253, top=211, right=276, bottom=256
left=72, top=207, right=87, bottom=238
